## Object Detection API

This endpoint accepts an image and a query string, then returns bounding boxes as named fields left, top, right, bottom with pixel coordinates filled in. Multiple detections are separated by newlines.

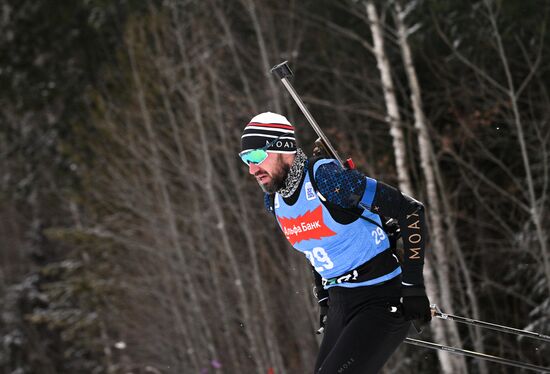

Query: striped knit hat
left=241, top=112, right=297, bottom=154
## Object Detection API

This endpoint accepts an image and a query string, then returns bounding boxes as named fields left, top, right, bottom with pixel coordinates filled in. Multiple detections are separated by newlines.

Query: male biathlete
left=239, top=112, right=432, bottom=374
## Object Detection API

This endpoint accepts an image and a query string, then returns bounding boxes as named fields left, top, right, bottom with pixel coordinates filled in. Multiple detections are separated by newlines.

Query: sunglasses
left=239, top=135, right=284, bottom=166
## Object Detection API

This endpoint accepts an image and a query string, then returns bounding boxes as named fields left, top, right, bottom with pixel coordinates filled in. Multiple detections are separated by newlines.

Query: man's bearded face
left=248, top=153, right=290, bottom=193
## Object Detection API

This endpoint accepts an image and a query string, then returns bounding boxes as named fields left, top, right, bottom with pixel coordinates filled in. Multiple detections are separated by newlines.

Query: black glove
left=316, top=300, right=329, bottom=334
left=313, top=282, right=329, bottom=334
left=401, top=285, right=431, bottom=322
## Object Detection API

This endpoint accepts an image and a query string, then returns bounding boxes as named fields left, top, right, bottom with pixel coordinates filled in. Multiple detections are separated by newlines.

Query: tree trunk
left=366, top=1, right=414, bottom=196
left=392, top=3, right=470, bottom=373
left=366, top=1, right=467, bottom=372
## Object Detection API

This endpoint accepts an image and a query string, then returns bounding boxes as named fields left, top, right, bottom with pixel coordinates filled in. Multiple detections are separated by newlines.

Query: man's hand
left=313, top=282, right=329, bottom=334
left=316, top=301, right=329, bottom=334
left=402, top=285, right=431, bottom=322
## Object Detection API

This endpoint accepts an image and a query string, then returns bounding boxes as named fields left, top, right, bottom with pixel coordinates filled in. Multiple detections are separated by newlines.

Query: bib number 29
left=304, top=247, right=334, bottom=272
left=372, top=227, right=386, bottom=245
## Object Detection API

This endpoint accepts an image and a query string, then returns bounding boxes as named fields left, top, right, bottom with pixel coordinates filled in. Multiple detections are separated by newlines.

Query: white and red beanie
left=241, top=112, right=297, bottom=154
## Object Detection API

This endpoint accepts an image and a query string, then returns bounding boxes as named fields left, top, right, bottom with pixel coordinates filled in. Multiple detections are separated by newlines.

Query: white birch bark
left=429, top=140, right=489, bottom=374
left=366, top=2, right=465, bottom=373
left=366, top=1, right=413, bottom=196
left=392, top=3, right=470, bottom=373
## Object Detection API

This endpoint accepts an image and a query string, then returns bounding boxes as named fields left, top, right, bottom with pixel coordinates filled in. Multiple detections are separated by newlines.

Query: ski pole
left=270, top=61, right=355, bottom=170
left=431, top=304, right=550, bottom=343
left=405, top=338, right=550, bottom=373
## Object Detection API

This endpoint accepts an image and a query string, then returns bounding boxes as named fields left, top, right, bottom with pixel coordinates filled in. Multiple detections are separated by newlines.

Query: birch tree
left=393, top=2, right=490, bottom=374
left=366, top=2, right=466, bottom=372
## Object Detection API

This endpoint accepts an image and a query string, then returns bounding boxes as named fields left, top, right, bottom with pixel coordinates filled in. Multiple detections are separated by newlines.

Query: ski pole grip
left=270, top=61, right=293, bottom=79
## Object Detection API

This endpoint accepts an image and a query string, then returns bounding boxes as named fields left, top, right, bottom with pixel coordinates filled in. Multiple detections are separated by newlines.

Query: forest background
left=1, top=0, right=549, bottom=373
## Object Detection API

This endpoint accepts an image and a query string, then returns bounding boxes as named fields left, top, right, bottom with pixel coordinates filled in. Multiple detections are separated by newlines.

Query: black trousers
left=314, top=277, right=410, bottom=374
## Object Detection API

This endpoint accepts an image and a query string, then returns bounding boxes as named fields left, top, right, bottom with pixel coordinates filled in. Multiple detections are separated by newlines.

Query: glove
left=316, top=300, right=329, bottom=335
left=313, top=283, right=329, bottom=334
left=401, top=285, right=431, bottom=322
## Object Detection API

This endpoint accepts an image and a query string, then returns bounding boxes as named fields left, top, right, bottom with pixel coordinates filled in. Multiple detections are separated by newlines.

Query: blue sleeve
left=313, top=160, right=377, bottom=209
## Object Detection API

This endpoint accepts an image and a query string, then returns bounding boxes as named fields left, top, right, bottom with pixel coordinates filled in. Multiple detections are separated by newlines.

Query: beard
left=258, top=158, right=290, bottom=194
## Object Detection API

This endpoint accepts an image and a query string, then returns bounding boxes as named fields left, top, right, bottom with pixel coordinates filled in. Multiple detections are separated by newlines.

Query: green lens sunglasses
left=239, top=135, right=284, bottom=166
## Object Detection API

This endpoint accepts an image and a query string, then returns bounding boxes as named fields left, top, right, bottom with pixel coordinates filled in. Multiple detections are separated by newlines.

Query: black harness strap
left=321, top=248, right=399, bottom=286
